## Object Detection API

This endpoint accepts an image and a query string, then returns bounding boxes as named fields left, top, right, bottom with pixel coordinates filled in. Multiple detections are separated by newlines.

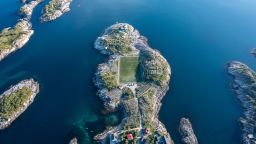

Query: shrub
left=100, top=71, right=118, bottom=90
left=122, top=87, right=134, bottom=100
left=141, top=51, right=170, bottom=86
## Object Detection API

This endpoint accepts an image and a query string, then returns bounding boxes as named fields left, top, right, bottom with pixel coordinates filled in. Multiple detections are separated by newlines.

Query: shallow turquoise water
left=1, top=0, right=256, bottom=143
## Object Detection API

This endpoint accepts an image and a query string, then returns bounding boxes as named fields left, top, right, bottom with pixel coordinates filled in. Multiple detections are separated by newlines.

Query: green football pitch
left=119, top=56, right=140, bottom=83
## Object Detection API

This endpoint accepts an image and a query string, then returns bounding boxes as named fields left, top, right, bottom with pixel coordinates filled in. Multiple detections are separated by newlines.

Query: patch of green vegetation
left=141, top=51, right=170, bottom=86
left=121, top=99, right=138, bottom=117
left=99, top=27, right=135, bottom=54
left=143, top=122, right=154, bottom=131
left=0, top=25, right=25, bottom=51
left=42, top=0, right=68, bottom=18
left=122, top=87, right=134, bottom=100
left=110, top=60, right=118, bottom=73
left=138, top=89, right=155, bottom=125
left=121, top=98, right=140, bottom=129
left=0, top=87, right=32, bottom=120
left=142, top=122, right=157, bottom=143
left=122, top=115, right=140, bottom=129
left=120, top=130, right=139, bottom=144
left=145, top=134, right=156, bottom=143
left=119, top=56, right=140, bottom=83
left=100, top=71, right=118, bottom=90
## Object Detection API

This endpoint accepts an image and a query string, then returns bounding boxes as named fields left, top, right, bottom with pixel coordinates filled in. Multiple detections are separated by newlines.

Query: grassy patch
left=0, top=26, right=24, bottom=51
left=119, top=56, right=140, bottom=83
left=100, top=71, right=118, bottom=90
left=138, top=88, right=155, bottom=125
left=0, top=87, right=32, bottom=120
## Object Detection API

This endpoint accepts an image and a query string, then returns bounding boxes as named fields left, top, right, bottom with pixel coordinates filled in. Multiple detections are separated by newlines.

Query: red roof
left=127, top=133, right=133, bottom=140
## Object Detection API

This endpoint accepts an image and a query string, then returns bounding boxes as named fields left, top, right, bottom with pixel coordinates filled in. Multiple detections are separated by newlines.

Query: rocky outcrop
left=69, top=137, right=78, bottom=144
left=0, top=79, right=39, bottom=130
left=227, top=61, right=256, bottom=144
left=19, top=0, right=43, bottom=19
left=40, top=0, right=72, bottom=22
left=21, top=0, right=27, bottom=4
left=93, top=23, right=173, bottom=144
left=0, top=19, right=34, bottom=61
left=179, top=118, right=198, bottom=144
left=250, top=48, right=256, bottom=57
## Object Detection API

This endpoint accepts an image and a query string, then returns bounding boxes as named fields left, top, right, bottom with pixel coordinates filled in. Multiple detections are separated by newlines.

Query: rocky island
left=0, top=79, right=39, bottom=130
left=0, top=19, right=34, bottom=61
left=40, top=0, right=72, bottom=22
left=69, top=137, right=78, bottom=144
left=21, top=0, right=27, bottom=4
left=227, top=59, right=256, bottom=144
left=179, top=118, right=198, bottom=144
left=19, top=0, right=43, bottom=19
left=93, top=23, right=173, bottom=144
left=250, top=48, right=256, bottom=57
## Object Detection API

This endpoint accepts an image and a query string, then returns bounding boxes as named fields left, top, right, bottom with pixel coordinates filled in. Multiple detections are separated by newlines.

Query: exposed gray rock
left=19, top=0, right=43, bottom=19
left=227, top=61, right=256, bottom=144
left=179, top=118, right=198, bottom=144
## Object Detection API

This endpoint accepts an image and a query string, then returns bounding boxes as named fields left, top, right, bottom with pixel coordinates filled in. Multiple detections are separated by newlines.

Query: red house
left=127, top=133, right=133, bottom=140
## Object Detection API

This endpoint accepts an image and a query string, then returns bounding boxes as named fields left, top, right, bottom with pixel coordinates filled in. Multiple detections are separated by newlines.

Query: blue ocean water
left=1, top=0, right=256, bottom=143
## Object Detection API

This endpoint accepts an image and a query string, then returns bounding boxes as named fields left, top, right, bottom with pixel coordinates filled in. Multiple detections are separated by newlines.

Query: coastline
left=0, top=0, right=44, bottom=62
left=0, top=79, right=40, bottom=130
left=179, top=118, right=198, bottom=144
left=19, top=0, right=43, bottom=19
left=93, top=23, right=173, bottom=144
left=227, top=61, right=256, bottom=144
left=0, top=19, right=34, bottom=62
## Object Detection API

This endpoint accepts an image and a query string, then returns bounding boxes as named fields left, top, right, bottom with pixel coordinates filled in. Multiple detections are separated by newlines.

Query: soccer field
left=119, top=56, right=140, bottom=83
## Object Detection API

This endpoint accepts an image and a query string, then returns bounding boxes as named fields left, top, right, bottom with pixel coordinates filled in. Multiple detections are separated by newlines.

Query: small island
left=93, top=23, right=173, bottom=144
left=179, top=118, right=198, bottom=144
left=40, top=0, right=72, bottom=22
left=250, top=48, right=256, bottom=57
left=227, top=51, right=256, bottom=144
left=19, top=0, right=43, bottom=19
left=0, top=79, right=39, bottom=130
left=0, top=19, right=34, bottom=61
left=69, top=137, right=78, bottom=144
